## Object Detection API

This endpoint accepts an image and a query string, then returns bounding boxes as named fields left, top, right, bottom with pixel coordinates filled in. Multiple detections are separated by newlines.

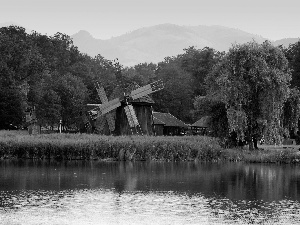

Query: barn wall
left=163, top=126, right=181, bottom=136
left=154, top=125, right=164, bottom=136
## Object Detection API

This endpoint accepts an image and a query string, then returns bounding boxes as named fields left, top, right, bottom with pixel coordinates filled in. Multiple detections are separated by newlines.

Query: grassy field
left=0, top=130, right=300, bottom=163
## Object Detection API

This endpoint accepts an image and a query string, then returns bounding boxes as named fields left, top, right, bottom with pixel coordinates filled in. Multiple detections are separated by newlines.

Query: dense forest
left=1, top=26, right=300, bottom=146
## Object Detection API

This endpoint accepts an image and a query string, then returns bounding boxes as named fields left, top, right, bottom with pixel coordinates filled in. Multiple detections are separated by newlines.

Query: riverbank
left=0, top=130, right=300, bottom=163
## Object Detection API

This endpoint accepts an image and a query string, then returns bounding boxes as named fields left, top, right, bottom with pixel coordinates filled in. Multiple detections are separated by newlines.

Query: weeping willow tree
left=206, top=41, right=291, bottom=149
left=282, top=88, right=300, bottom=137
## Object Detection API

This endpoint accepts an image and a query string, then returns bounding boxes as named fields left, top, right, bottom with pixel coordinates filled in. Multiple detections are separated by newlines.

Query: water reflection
left=0, top=160, right=300, bottom=224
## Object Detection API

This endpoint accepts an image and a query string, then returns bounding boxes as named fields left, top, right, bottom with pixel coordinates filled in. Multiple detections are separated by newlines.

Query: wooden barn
left=152, top=112, right=188, bottom=136
left=152, top=113, right=165, bottom=135
left=190, top=116, right=211, bottom=135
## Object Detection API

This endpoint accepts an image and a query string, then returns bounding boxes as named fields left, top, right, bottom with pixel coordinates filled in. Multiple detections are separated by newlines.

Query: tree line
left=1, top=26, right=300, bottom=146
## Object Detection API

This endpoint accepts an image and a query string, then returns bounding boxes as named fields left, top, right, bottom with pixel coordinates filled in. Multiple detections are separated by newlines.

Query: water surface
left=0, top=161, right=300, bottom=224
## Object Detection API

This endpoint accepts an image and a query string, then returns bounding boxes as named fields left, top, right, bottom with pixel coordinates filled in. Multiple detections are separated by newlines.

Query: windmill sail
left=98, top=98, right=121, bottom=115
left=124, top=105, right=139, bottom=128
left=87, top=83, right=119, bottom=132
left=96, top=85, right=109, bottom=103
left=87, top=104, right=102, bottom=107
left=130, top=80, right=164, bottom=100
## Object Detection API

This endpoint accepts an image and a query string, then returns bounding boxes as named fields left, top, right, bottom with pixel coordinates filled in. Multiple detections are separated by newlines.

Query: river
left=0, top=160, right=300, bottom=224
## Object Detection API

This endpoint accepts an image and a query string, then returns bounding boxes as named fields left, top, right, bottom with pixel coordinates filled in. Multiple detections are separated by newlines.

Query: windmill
left=87, top=80, right=164, bottom=135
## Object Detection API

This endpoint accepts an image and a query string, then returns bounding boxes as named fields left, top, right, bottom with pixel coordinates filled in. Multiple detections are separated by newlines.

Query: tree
left=206, top=41, right=291, bottom=148
left=154, top=57, right=194, bottom=123
left=0, top=26, right=45, bottom=86
left=180, top=46, right=224, bottom=96
left=0, top=87, right=24, bottom=129
left=51, top=73, right=88, bottom=130
left=0, top=26, right=125, bottom=131
left=193, top=96, right=229, bottom=138
left=37, top=89, right=62, bottom=129
left=34, top=72, right=62, bottom=128
left=281, top=41, right=300, bottom=136
left=282, top=88, right=300, bottom=137
left=0, top=26, right=46, bottom=128
left=134, top=62, right=157, bottom=84
left=282, top=41, right=300, bottom=89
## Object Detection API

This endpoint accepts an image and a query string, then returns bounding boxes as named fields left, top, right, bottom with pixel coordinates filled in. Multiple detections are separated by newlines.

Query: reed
left=221, top=147, right=300, bottom=163
left=0, top=131, right=222, bottom=161
left=1, top=131, right=300, bottom=163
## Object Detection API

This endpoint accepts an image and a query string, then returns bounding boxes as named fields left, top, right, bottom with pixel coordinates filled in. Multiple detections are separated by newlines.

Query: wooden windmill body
left=87, top=80, right=164, bottom=135
left=114, top=90, right=155, bottom=135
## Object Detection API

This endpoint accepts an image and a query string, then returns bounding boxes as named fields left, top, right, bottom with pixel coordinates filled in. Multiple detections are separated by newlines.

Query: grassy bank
left=1, top=130, right=300, bottom=163
left=0, top=131, right=222, bottom=161
left=222, top=146, right=300, bottom=163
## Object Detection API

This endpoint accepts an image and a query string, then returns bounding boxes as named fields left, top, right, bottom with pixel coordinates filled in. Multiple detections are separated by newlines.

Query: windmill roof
left=153, top=112, right=188, bottom=128
left=191, top=116, right=211, bottom=127
left=110, top=83, right=155, bottom=104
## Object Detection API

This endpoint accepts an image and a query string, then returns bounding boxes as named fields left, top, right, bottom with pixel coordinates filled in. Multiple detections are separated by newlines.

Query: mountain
left=71, top=24, right=269, bottom=66
left=272, top=38, right=300, bottom=48
left=1, top=22, right=299, bottom=66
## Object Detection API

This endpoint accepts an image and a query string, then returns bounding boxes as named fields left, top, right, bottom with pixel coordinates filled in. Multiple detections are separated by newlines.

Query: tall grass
left=221, top=147, right=300, bottom=163
left=0, top=131, right=222, bottom=161
left=1, top=131, right=300, bottom=163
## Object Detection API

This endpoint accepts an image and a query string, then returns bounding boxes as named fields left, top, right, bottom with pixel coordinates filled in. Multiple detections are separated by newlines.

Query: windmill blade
left=130, top=80, right=164, bottom=100
left=124, top=105, right=139, bottom=128
left=94, top=112, right=116, bottom=133
left=96, top=84, right=109, bottom=103
left=87, top=104, right=102, bottom=107
left=96, top=84, right=116, bottom=131
left=87, top=83, right=118, bottom=133
left=98, top=98, right=121, bottom=115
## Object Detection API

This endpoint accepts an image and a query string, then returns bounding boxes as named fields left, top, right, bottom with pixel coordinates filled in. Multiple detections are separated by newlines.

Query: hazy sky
left=1, top=0, right=299, bottom=40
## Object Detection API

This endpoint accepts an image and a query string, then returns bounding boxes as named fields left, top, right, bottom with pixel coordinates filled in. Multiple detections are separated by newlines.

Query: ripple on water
left=1, top=189, right=300, bottom=225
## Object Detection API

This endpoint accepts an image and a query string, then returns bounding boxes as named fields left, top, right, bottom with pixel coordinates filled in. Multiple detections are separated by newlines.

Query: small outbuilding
left=191, top=116, right=211, bottom=135
left=152, top=112, right=188, bottom=136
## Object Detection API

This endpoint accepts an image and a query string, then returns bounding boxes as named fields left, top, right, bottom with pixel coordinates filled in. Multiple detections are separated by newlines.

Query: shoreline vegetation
left=1, top=131, right=300, bottom=163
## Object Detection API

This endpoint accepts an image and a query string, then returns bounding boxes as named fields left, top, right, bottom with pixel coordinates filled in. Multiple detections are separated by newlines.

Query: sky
left=1, top=0, right=299, bottom=41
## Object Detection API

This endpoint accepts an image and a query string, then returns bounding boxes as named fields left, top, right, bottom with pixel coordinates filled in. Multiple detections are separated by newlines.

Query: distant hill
left=71, top=24, right=269, bottom=66
left=272, top=38, right=300, bottom=48
left=1, top=22, right=299, bottom=66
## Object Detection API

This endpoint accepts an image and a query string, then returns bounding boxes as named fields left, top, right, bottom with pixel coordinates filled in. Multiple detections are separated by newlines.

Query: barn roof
left=110, top=83, right=155, bottom=104
left=153, top=112, right=188, bottom=128
left=152, top=114, right=165, bottom=125
left=191, top=116, right=211, bottom=127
